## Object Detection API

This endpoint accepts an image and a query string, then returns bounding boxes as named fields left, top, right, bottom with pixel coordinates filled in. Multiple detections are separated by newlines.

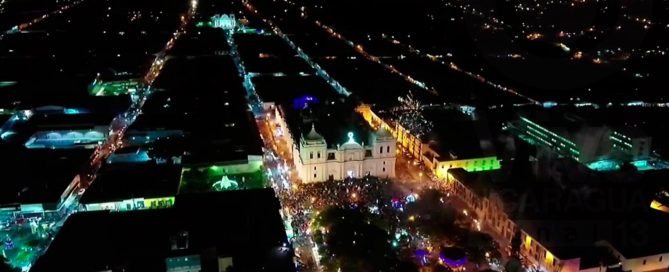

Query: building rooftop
left=281, top=97, right=374, bottom=149
left=0, top=147, right=91, bottom=206
left=318, top=58, right=425, bottom=110
left=517, top=109, right=599, bottom=141
left=252, top=75, right=341, bottom=106
left=447, top=168, right=509, bottom=198
left=30, top=114, right=113, bottom=129
left=419, top=108, right=496, bottom=160
left=611, top=125, right=647, bottom=138
left=235, top=34, right=296, bottom=59
left=517, top=107, right=652, bottom=143
left=450, top=166, right=669, bottom=260
left=167, top=27, right=231, bottom=57
left=80, top=162, right=182, bottom=204
left=33, top=189, right=294, bottom=272
left=576, top=246, right=621, bottom=269
left=516, top=170, right=669, bottom=259
left=138, top=55, right=264, bottom=165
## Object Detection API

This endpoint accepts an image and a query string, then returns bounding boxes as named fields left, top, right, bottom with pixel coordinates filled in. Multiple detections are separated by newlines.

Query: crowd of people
left=276, top=177, right=400, bottom=240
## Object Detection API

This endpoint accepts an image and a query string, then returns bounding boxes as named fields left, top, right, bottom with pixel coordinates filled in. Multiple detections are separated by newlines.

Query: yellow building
left=358, top=104, right=501, bottom=179
left=396, top=116, right=501, bottom=177
left=356, top=104, right=395, bottom=135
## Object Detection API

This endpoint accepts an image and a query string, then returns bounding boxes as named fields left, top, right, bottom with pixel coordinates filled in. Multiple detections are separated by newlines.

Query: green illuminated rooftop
left=89, top=79, right=141, bottom=96
left=0, top=108, right=17, bottom=115
left=166, top=255, right=201, bottom=270
left=464, top=159, right=501, bottom=172
left=587, top=159, right=621, bottom=171
left=0, top=81, right=17, bottom=88
left=195, top=21, right=213, bottom=28
left=520, top=117, right=577, bottom=147
left=179, top=162, right=267, bottom=193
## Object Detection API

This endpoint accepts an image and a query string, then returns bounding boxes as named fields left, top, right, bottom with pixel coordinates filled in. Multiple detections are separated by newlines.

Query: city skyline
left=1, top=0, right=668, bottom=271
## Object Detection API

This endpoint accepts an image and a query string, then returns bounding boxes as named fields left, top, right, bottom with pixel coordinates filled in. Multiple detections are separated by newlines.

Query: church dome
left=304, top=123, right=325, bottom=143
left=375, top=127, right=393, bottom=140
left=340, top=141, right=362, bottom=150
left=340, top=132, right=362, bottom=150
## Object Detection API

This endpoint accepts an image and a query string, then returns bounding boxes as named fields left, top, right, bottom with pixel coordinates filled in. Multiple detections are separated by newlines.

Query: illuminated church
left=294, top=124, right=396, bottom=183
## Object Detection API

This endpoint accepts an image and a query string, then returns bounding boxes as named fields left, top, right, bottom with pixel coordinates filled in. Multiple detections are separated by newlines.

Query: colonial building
left=294, top=124, right=396, bottom=183
left=448, top=168, right=669, bottom=272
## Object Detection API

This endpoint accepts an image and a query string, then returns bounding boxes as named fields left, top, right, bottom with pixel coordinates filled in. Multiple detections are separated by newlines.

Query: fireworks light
left=393, top=91, right=433, bottom=137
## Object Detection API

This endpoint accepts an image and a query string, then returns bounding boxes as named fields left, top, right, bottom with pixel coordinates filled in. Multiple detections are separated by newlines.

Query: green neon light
left=0, top=81, right=17, bottom=88
left=89, top=79, right=140, bottom=96
left=587, top=160, right=620, bottom=171
left=520, top=117, right=576, bottom=147
left=521, top=128, right=581, bottom=158
left=0, top=108, right=17, bottom=115
left=143, top=196, right=175, bottom=209
left=345, top=131, right=358, bottom=145
left=610, top=136, right=633, bottom=148
left=180, top=162, right=268, bottom=193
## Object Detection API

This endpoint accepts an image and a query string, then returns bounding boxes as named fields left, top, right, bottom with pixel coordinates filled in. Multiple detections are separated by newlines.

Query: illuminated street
left=0, top=0, right=197, bottom=269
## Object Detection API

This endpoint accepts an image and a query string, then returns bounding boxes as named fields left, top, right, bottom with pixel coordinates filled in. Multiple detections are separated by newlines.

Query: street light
left=444, top=167, right=452, bottom=192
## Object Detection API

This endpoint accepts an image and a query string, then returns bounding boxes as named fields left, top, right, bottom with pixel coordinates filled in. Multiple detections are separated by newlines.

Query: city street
left=257, top=112, right=321, bottom=271
left=0, top=0, right=198, bottom=269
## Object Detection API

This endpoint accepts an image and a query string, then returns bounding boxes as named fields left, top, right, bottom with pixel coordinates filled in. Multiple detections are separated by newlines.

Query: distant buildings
left=211, top=14, right=237, bottom=30
left=509, top=111, right=664, bottom=171
left=88, top=76, right=141, bottom=97
left=609, top=128, right=652, bottom=161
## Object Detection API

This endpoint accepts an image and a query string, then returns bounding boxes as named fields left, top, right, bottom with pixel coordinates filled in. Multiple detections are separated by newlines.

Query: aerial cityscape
left=1, top=0, right=668, bottom=271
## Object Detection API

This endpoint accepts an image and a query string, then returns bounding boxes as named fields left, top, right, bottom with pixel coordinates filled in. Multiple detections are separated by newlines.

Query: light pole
left=444, top=167, right=451, bottom=193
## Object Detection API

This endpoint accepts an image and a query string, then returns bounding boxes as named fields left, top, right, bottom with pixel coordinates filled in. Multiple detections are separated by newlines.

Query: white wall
left=363, top=159, right=377, bottom=176
left=296, top=129, right=397, bottom=182
left=579, top=265, right=607, bottom=272
left=343, top=160, right=362, bottom=179
left=326, top=162, right=342, bottom=180
left=622, top=252, right=669, bottom=272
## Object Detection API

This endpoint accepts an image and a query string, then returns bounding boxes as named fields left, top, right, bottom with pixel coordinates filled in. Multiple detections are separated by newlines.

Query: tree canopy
left=403, top=189, right=460, bottom=239
left=313, top=207, right=400, bottom=272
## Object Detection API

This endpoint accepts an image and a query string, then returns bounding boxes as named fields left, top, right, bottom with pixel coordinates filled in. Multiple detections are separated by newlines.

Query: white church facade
left=293, top=124, right=396, bottom=183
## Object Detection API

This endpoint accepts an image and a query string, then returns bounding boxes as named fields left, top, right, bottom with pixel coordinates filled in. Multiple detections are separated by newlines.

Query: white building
left=294, top=124, right=395, bottom=183
left=211, top=14, right=236, bottom=30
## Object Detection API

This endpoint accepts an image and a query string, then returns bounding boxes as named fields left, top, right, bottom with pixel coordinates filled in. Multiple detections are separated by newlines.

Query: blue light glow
left=63, top=108, right=88, bottom=115
left=293, top=95, right=319, bottom=110
left=543, top=101, right=557, bottom=108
